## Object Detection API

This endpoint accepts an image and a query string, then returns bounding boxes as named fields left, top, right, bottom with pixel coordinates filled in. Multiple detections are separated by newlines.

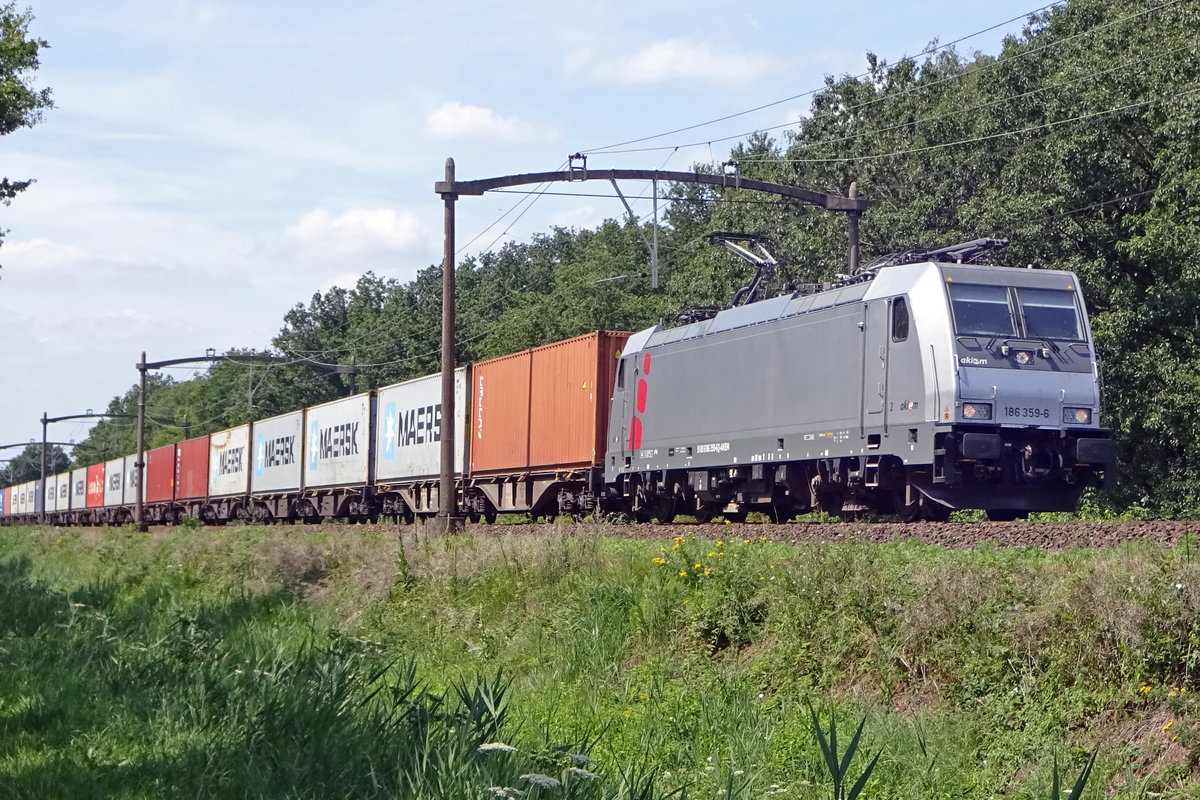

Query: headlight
left=1014, top=350, right=1032, bottom=365
left=962, top=402, right=993, bottom=420
left=1063, top=407, right=1092, bottom=424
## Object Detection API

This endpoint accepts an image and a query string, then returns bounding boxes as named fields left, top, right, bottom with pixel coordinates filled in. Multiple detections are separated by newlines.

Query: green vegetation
left=0, top=1, right=52, bottom=250
left=4, top=523, right=1200, bottom=798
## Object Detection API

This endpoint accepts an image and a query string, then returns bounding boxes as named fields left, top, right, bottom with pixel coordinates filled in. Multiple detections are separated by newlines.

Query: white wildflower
left=521, top=773, right=561, bottom=789
left=569, top=766, right=601, bottom=780
left=567, top=753, right=597, bottom=766
left=478, top=742, right=518, bottom=753
left=486, top=789, right=509, bottom=799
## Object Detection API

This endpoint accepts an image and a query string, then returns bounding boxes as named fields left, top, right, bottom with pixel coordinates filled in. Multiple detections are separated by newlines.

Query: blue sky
left=0, top=0, right=1048, bottom=453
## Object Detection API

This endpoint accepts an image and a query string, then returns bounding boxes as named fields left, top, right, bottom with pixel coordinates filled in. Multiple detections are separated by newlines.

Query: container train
left=0, top=242, right=1115, bottom=526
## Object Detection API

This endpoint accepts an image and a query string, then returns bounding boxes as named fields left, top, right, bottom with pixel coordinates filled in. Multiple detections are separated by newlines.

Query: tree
left=0, top=3, right=52, bottom=258
left=0, top=443, right=68, bottom=486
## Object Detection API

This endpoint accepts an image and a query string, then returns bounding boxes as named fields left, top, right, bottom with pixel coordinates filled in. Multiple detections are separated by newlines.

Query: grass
left=2, top=522, right=1200, bottom=798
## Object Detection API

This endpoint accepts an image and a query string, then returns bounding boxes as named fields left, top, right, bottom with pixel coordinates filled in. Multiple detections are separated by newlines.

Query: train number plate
left=1003, top=405, right=1051, bottom=420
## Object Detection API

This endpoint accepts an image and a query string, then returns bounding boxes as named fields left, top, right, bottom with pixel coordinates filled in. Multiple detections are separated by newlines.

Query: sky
left=0, top=0, right=1051, bottom=455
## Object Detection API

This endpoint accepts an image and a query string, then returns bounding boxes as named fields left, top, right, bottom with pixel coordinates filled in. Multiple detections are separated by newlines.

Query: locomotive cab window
left=891, top=297, right=909, bottom=342
left=1015, top=288, right=1084, bottom=340
left=617, top=357, right=626, bottom=391
left=948, top=283, right=1016, bottom=337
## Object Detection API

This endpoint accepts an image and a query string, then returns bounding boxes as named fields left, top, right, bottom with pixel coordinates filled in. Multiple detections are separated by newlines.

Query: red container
left=469, top=348, right=532, bottom=474
left=470, top=331, right=630, bottom=474
left=175, top=435, right=210, bottom=500
left=86, top=463, right=105, bottom=508
left=146, top=443, right=176, bottom=503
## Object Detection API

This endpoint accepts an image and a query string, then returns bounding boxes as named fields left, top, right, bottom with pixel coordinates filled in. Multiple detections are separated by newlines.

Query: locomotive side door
left=860, top=301, right=889, bottom=434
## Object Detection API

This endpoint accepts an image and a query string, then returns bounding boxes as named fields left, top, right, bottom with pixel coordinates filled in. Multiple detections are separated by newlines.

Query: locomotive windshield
left=948, top=283, right=1083, bottom=341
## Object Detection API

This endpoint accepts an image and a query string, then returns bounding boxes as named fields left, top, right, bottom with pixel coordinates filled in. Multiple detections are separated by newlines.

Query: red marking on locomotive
left=642, top=352, right=651, bottom=375
left=629, top=416, right=643, bottom=450
left=636, top=378, right=648, bottom=414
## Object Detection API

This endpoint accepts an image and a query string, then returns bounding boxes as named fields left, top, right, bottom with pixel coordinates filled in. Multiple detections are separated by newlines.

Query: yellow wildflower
left=716, top=540, right=725, bottom=547
left=1139, top=685, right=1154, bottom=695
left=709, top=551, right=716, bottom=557
left=704, top=568, right=712, bottom=575
left=695, top=563, right=702, bottom=569
left=1163, top=720, right=1174, bottom=732
left=679, top=570, right=688, bottom=577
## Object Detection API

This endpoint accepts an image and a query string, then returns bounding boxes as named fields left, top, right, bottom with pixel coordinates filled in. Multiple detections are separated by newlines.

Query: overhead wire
left=591, top=0, right=1186, bottom=157
left=755, top=85, right=1200, bottom=165
left=581, top=0, right=1067, bottom=154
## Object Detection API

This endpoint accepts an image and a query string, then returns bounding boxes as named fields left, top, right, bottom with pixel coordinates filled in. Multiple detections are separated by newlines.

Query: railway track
left=23, top=518, right=1199, bottom=551
left=624, top=518, right=1200, bottom=550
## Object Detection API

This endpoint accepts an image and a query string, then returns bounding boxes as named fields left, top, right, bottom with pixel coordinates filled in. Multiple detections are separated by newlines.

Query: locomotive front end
left=930, top=264, right=1115, bottom=515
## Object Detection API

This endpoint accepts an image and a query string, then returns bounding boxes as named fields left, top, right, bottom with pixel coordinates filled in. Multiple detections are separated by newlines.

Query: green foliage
left=8, top=524, right=1200, bottom=798
left=807, top=707, right=881, bottom=800
left=1051, top=752, right=1096, bottom=800
left=0, top=443, right=68, bottom=487
left=0, top=2, right=51, bottom=253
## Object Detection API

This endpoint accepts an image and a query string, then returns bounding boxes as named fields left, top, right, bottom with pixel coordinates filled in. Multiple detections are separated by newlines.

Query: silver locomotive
left=604, top=239, right=1115, bottom=522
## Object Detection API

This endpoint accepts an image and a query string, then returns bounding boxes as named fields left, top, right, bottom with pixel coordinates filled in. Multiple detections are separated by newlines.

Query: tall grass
left=3, top=523, right=1200, bottom=798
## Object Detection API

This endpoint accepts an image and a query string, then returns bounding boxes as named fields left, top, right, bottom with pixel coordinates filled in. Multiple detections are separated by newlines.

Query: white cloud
left=784, top=107, right=810, bottom=127
left=318, top=271, right=365, bottom=293
left=424, top=101, right=557, bottom=143
left=565, top=37, right=775, bottom=85
left=548, top=205, right=603, bottom=230
left=2, top=238, right=92, bottom=271
left=282, top=207, right=430, bottom=258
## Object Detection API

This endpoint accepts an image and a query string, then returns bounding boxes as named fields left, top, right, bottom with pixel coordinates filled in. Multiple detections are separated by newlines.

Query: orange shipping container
left=470, top=330, right=631, bottom=474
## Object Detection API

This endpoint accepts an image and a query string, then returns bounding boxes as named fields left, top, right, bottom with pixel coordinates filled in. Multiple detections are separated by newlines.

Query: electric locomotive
left=604, top=239, right=1115, bottom=522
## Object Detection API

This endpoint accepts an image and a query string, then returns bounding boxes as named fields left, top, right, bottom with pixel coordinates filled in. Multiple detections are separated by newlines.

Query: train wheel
left=892, top=487, right=922, bottom=523
left=656, top=494, right=678, bottom=524
left=483, top=507, right=498, bottom=524
left=693, top=504, right=716, bottom=523
left=920, top=498, right=951, bottom=522
left=769, top=503, right=796, bottom=523
left=985, top=509, right=1027, bottom=522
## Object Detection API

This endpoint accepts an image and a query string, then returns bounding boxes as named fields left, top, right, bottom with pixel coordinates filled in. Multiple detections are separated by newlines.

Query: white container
left=251, top=410, right=303, bottom=494
left=69, top=467, right=88, bottom=510
left=375, top=368, right=466, bottom=483
left=304, top=393, right=373, bottom=489
left=104, top=457, right=126, bottom=507
left=43, top=474, right=57, bottom=513
left=55, top=471, right=71, bottom=511
left=124, top=455, right=143, bottom=505
left=209, top=425, right=251, bottom=498
left=15, top=481, right=28, bottom=515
